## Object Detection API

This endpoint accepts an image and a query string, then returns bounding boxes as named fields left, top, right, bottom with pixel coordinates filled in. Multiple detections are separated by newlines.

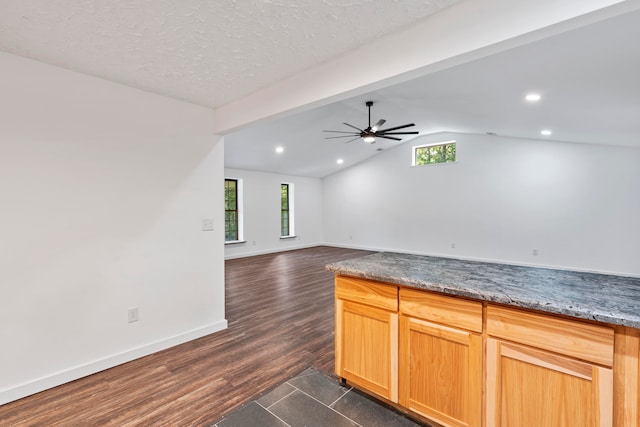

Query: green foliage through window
left=414, top=142, right=456, bottom=166
left=225, top=179, right=238, bottom=241
left=281, top=183, right=290, bottom=237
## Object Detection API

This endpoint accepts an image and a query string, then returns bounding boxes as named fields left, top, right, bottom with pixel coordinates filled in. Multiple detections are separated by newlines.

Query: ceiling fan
left=323, top=101, right=418, bottom=144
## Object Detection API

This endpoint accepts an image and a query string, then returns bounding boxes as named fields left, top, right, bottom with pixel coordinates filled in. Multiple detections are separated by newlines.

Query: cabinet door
left=399, top=316, right=482, bottom=427
left=336, top=299, right=398, bottom=402
left=486, top=338, right=613, bottom=427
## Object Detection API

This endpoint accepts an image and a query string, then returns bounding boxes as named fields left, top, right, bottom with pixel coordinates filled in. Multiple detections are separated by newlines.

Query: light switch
left=202, top=219, right=214, bottom=231
left=128, top=307, right=139, bottom=323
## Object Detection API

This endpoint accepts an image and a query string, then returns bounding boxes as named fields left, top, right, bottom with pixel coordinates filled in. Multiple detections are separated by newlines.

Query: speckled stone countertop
left=326, top=252, right=640, bottom=329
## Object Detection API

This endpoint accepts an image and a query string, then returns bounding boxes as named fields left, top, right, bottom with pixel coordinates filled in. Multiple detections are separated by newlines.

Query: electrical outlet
left=128, top=307, right=139, bottom=323
left=532, top=249, right=539, bottom=256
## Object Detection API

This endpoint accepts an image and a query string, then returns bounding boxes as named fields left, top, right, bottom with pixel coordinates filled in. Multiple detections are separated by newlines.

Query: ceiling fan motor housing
left=323, top=101, right=418, bottom=143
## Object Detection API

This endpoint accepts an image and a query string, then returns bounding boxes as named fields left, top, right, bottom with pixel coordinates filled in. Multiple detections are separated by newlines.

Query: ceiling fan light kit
left=363, top=135, right=376, bottom=143
left=323, top=101, right=419, bottom=144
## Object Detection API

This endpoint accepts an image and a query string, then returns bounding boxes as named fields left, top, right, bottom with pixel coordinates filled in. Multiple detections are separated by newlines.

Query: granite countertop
left=326, top=252, right=640, bottom=328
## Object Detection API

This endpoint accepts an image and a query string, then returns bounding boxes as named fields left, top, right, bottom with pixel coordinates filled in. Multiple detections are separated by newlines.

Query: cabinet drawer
left=400, top=288, right=483, bottom=333
left=336, top=275, right=398, bottom=311
left=487, top=305, right=614, bottom=366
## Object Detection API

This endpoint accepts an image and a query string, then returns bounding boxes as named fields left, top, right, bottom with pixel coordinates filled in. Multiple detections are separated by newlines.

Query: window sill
left=225, top=240, right=247, bottom=245
left=411, top=160, right=458, bottom=168
left=280, top=235, right=297, bottom=240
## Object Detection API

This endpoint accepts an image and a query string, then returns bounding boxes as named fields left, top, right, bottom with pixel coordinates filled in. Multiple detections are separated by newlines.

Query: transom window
left=413, top=141, right=456, bottom=166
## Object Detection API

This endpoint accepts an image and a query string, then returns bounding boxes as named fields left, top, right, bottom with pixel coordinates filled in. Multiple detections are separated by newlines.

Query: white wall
left=224, top=168, right=323, bottom=259
left=323, top=132, right=640, bottom=276
left=0, top=52, right=226, bottom=404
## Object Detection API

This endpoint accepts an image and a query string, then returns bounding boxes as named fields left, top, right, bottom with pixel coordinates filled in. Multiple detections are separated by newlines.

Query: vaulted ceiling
left=2, top=1, right=639, bottom=178
left=226, top=6, right=640, bottom=177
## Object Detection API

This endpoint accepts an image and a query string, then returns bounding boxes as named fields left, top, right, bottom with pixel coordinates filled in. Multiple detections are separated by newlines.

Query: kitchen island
left=327, top=252, right=640, bottom=427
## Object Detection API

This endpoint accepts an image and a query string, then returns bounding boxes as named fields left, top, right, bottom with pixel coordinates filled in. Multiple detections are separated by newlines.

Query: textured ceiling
left=0, top=0, right=460, bottom=108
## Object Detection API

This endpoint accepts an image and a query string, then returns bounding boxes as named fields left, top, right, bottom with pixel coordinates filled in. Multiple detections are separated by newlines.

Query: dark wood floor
left=0, top=246, right=372, bottom=426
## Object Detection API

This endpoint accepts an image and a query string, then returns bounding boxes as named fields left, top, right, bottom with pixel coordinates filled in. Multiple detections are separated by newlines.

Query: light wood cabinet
left=334, top=275, right=633, bottom=426
left=486, top=305, right=615, bottom=427
left=486, top=305, right=614, bottom=366
left=612, top=326, right=640, bottom=427
left=399, top=289, right=483, bottom=427
left=335, top=275, right=398, bottom=402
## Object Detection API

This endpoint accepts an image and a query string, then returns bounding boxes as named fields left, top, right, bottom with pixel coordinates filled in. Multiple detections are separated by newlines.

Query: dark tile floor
left=211, top=368, right=430, bottom=427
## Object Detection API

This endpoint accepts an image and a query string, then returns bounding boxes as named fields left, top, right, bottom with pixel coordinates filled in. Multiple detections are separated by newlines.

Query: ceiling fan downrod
left=363, top=101, right=376, bottom=142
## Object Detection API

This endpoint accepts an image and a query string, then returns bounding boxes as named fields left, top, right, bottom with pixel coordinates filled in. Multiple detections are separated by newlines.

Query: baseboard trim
left=0, top=319, right=228, bottom=406
left=224, top=242, right=320, bottom=260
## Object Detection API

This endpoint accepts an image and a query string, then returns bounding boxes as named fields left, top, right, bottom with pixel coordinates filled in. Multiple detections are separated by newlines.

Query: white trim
left=224, top=240, right=247, bottom=245
left=224, top=242, right=319, bottom=260
left=281, top=182, right=295, bottom=237
left=409, top=161, right=458, bottom=169
left=0, top=320, right=228, bottom=405
left=225, top=177, right=244, bottom=242
left=237, top=178, right=244, bottom=241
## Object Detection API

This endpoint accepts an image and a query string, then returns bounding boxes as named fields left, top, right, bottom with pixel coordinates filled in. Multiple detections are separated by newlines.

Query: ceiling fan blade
left=325, top=134, right=360, bottom=139
left=344, top=136, right=361, bottom=144
left=377, top=123, right=415, bottom=133
left=372, top=119, right=386, bottom=131
left=323, top=130, right=360, bottom=134
left=378, top=135, right=402, bottom=141
left=379, top=131, right=420, bottom=135
left=343, top=122, right=364, bottom=132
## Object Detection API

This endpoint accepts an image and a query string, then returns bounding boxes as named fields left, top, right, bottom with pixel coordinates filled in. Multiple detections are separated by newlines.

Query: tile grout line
left=218, top=371, right=423, bottom=427
left=256, top=386, right=297, bottom=427
left=262, top=385, right=299, bottom=410
left=328, top=384, right=353, bottom=407
left=254, top=402, right=295, bottom=427
left=257, top=382, right=312, bottom=427
left=287, top=383, right=365, bottom=427
left=215, top=370, right=327, bottom=427
left=329, top=388, right=367, bottom=427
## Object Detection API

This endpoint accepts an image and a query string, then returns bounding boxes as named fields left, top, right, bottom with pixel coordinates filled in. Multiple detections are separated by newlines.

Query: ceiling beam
left=213, top=0, right=636, bottom=135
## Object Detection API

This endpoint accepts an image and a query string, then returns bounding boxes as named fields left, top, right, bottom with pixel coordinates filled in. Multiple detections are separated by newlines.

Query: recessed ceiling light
left=540, top=129, right=552, bottom=136
left=275, top=146, right=284, bottom=153
left=336, top=158, right=344, bottom=165
left=525, top=93, right=542, bottom=102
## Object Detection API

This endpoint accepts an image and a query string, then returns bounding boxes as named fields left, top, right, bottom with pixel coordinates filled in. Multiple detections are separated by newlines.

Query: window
left=413, top=141, right=456, bottom=166
left=225, top=178, right=243, bottom=242
left=280, top=183, right=295, bottom=237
